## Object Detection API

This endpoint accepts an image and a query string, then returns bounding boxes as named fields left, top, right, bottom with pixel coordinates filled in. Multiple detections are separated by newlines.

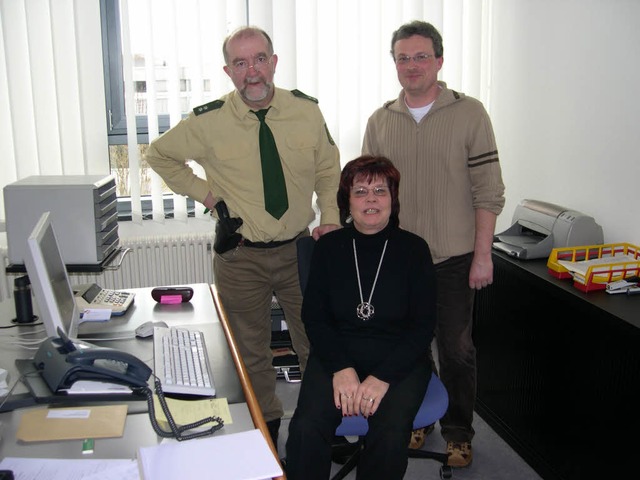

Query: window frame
left=101, top=0, right=197, bottom=219
left=101, top=0, right=173, bottom=147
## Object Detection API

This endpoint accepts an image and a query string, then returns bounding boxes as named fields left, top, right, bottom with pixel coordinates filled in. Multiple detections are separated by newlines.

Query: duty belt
left=241, top=233, right=301, bottom=249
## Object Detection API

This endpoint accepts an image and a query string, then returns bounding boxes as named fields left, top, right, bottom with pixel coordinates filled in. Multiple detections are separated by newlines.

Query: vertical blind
left=0, top=0, right=492, bottom=225
left=0, top=0, right=108, bottom=223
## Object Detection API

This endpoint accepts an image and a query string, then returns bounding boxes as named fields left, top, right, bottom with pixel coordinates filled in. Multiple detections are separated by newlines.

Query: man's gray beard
left=241, top=81, right=273, bottom=103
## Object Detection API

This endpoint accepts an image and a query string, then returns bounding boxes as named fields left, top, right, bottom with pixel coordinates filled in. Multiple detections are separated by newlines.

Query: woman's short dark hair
left=337, top=155, right=401, bottom=227
left=390, top=20, right=443, bottom=59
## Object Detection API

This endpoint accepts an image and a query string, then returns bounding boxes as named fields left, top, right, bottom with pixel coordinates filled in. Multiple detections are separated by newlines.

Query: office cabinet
left=4, top=175, right=119, bottom=265
left=473, top=252, right=639, bottom=480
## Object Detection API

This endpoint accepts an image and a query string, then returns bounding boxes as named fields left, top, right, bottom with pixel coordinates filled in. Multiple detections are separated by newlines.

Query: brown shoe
left=447, top=441, right=472, bottom=467
left=408, top=424, right=434, bottom=449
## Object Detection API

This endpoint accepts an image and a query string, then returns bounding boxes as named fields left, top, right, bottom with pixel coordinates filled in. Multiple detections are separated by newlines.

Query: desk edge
left=210, top=284, right=286, bottom=480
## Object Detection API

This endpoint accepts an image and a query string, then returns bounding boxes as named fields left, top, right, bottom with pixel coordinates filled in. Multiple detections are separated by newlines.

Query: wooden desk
left=0, top=283, right=285, bottom=479
left=473, top=252, right=639, bottom=480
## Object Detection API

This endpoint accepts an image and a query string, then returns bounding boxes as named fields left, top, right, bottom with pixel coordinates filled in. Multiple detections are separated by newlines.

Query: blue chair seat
left=330, top=372, right=452, bottom=480
left=335, top=372, right=448, bottom=436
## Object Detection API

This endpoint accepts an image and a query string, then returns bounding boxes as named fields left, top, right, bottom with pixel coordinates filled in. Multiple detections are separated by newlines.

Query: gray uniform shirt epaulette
left=291, top=89, right=318, bottom=103
left=193, top=100, right=225, bottom=116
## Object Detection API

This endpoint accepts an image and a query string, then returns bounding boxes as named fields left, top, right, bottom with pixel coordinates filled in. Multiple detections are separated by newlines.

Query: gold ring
left=368, top=398, right=374, bottom=403
left=341, top=393, right=352, bottom=399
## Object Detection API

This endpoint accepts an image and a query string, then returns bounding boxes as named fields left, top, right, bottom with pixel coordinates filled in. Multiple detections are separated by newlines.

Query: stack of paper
left=137, top=429, right=282, bottom=480
left=0, top=458, right=139, bottom=480
left=557, top=254, right=640, bottom=285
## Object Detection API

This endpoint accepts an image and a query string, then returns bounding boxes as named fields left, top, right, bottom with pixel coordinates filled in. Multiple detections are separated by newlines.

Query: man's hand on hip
left=312, top=223, right=341, bottom=240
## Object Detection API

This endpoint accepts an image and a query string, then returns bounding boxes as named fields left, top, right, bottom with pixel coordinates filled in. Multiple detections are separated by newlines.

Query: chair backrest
left=296, top=236, right=316, bottom=295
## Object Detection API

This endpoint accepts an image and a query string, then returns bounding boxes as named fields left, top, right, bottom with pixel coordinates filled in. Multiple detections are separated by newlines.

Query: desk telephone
left=33, top=328, right=151, bottom=393
left=73, top=283, right=135, bottom=315
left=33, top=328, right=224, bottom=441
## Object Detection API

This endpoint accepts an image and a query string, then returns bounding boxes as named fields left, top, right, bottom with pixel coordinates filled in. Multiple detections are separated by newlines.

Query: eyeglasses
left=395, top=54, right=434, bottom=66
left=352, top=186, right=390, bottom=198
left=229, top=54, right=273, bottom=73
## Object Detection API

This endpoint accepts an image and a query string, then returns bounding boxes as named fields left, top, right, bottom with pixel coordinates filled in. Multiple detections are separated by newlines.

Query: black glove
left=213, top=201, right=243, bottom=254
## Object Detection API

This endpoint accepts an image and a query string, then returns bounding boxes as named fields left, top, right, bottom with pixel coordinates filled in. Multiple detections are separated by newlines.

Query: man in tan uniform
left=145, top=26, right=341, bottom=450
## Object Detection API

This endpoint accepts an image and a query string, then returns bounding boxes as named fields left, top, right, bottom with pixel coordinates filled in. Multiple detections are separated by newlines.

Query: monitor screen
left=23, top=211, right=79, bottom=339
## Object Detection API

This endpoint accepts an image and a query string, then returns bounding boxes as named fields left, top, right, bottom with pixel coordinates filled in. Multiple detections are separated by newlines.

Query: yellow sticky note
left=153, top=395, right=232, bottom=430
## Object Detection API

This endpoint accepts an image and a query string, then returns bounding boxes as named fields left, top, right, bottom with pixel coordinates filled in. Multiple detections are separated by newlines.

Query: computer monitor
left=23, top=211, right=80, bottom=339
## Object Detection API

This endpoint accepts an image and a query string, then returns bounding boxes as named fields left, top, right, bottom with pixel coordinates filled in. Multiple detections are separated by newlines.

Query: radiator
left=73, top=233, right=215, bottom=290
left=0, top=232, right=215, bottom=301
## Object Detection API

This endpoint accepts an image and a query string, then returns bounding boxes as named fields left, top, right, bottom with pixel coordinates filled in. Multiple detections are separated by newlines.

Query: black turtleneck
left=302, top=223, right=437, bottom=385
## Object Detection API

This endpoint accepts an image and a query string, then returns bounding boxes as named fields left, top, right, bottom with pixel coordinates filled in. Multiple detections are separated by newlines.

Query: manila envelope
left=16, top=404, right=128, bottom=442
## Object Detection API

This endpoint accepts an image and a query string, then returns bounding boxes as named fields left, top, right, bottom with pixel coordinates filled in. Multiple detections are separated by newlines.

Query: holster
left=213, top=201, right=243, bottom=254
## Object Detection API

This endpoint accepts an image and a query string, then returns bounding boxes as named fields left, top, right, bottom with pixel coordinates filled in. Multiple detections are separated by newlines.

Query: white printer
left=492, top=199, right=604, bottom=260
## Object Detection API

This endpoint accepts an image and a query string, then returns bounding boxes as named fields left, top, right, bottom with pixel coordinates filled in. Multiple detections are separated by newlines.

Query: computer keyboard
left=153, top=326, right=216, bottom=396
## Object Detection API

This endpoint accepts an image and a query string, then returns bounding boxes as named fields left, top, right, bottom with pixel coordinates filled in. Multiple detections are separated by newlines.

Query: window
left=101, top=0, right=491, bottom=222
left=1, top=0, right=490, bottom=226
left=102, top=0, right=217, bottom=220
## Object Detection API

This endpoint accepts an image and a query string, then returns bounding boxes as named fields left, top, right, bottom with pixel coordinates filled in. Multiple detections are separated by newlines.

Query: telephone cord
left=136, top=376, right=224, bottom=441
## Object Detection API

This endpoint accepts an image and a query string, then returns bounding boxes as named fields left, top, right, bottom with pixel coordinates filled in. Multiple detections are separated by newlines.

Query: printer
left=492, top=199, right=604, bottom=260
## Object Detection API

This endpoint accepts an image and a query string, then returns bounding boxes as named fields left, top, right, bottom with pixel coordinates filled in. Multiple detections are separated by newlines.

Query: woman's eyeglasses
left=352, top=186, right=390, bottom=197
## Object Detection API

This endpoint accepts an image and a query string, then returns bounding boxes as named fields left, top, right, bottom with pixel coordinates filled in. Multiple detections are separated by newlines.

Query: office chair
left=296, top=236, right=453, bottom=480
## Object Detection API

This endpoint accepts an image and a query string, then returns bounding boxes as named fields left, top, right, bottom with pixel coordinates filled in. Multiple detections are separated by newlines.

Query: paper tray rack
left=547, top=243, right=640, bottom=292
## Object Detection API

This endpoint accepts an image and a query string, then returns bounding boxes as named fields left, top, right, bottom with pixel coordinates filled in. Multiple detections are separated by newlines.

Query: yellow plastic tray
left=547, top=243, right=640, bottom=292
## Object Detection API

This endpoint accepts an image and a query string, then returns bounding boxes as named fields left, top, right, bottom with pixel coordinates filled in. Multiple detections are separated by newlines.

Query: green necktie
left=252, top=108, right=289, bottom=219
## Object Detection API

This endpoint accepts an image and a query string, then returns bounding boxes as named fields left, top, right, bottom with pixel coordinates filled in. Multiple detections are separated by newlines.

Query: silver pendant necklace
left=353, top=238, right=388, bottom=321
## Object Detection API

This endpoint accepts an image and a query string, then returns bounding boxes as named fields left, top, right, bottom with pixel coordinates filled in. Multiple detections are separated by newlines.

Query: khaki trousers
left=213, top=235, right=310, bottom=422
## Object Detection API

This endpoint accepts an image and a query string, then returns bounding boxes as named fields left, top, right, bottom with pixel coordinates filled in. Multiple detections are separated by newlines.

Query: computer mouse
left=135, top=321, right=168, bottom=338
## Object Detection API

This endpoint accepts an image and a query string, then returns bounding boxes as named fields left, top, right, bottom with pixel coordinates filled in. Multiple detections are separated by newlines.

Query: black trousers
left=286, top=354, right=430, bottom=480
left=433, top=252, right=477, bottom=443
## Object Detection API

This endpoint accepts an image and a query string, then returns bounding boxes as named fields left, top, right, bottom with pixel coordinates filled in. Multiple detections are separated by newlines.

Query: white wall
left=489, top=0, right=640, bottom=243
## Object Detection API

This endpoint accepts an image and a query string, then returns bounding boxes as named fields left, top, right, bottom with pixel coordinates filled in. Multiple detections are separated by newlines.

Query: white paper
left=80, top=309, right=112, bottom=321
left=0, top=457, right=139, bottom=480
left=64, top=380, right=133, bottom=395
left=137, top=429, right=282, bottom=480
left=558, top=254, right=639, bottom=277
left=47, top=409, right=91, bottom=419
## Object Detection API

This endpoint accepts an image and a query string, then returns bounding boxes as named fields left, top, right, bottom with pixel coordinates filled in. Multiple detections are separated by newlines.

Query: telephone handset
left=33, top=328, right=152, bottom=392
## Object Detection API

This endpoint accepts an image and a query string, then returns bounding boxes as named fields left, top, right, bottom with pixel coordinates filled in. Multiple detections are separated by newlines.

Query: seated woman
left=285, top=155, right=437, bottom=479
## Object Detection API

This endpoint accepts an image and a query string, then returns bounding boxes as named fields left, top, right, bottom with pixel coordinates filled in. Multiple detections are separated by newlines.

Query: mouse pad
left=15, top=359, right=146, bottom=404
